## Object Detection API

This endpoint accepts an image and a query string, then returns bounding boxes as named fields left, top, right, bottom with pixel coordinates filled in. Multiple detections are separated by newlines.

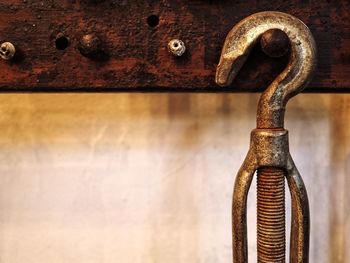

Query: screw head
left=78, top=34, right=102, bottom=57
left=0, top=42, right=16, bottom=60
left=260, top=29, right=290, bottom=58
left=168, top=39, right=186, bottom=57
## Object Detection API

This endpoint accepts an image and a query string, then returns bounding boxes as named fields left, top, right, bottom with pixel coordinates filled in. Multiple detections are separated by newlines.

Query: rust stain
left=0, top=0, right=348, bottom=91
left=329, top=95, right=350, bottom=263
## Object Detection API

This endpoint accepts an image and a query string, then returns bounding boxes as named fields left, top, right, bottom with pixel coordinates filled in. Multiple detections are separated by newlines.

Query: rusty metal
left=257, top=167, right=285, bottom=262
left=168, top=39, right=186, bottom=57
left=0, top=42, right=16, bottom=60
left=0, top=0, right=347, bottom=91
left=216, top=11, right=317, bottom=262
left=260, top=29, right=291, bottom=58
left=78, top=33, right=103, bottom=58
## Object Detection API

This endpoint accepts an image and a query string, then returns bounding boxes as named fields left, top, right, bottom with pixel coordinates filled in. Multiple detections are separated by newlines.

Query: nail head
left=168, top=39, right=186, bottom=57
left=260, top=29, right=290, bottom=58
left=0, top=42, right=16, bottom=60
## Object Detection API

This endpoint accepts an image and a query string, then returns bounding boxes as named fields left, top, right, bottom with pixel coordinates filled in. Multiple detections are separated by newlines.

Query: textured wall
left=0, top=93, right=348, bottom=262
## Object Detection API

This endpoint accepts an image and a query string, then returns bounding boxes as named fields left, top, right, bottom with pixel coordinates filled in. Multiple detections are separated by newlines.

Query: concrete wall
left=0, top=93, right=348, bottom=262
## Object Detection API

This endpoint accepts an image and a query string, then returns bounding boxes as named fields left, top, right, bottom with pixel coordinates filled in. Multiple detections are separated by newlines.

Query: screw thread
left=257, top=167, right=286, bottom=263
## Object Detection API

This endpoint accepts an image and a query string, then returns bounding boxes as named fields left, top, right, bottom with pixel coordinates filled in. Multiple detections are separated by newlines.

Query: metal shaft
left=257, top=167, right=286, bottom=263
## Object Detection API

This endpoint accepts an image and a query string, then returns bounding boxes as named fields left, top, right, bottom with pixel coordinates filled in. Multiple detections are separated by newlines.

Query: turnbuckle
left=215, top=11, right=317, bottom=263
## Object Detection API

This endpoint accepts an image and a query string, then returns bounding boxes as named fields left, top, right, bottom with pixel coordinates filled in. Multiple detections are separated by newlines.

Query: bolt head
left=78, top=34, right=102, bottom=57
left=0, top=42, right=16, bottom=60
left=168, top=39, right=186, bottom=57
left=260, top=29, right=290, bottom=58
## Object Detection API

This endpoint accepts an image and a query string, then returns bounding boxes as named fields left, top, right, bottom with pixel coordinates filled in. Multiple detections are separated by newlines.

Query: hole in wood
left=55, top=36, right=69, bottom=50
left=147, top=15, right=159, bottom=28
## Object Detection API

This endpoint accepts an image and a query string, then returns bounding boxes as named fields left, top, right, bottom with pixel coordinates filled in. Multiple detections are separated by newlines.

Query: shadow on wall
left=0, top=93, right=347, bottom=263
left=329, top=96, right=350, bottom=263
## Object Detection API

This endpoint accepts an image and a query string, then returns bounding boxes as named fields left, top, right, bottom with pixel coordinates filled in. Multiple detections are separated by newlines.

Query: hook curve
left=216, top=11, right=317, bottom=128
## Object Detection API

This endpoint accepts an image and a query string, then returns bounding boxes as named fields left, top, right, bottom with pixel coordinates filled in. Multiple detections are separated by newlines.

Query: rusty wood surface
left=0, top=0, right=349, bottom=92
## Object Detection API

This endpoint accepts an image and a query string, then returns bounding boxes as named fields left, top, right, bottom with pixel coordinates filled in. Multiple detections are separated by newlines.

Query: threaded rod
left=257, top=167, right=286, bottom=263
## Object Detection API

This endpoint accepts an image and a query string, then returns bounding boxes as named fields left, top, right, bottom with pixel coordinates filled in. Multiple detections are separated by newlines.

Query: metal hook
left=215, top=11, right=317, bottom=263
left=216, top=11, right=317, bottom=128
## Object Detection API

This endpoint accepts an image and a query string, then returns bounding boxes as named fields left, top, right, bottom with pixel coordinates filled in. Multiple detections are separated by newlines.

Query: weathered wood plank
left=0, top=0, right=349, bottom=92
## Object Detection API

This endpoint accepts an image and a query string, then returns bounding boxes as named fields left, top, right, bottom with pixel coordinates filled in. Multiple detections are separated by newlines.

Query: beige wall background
left=0, top=93, right=348, bottom=263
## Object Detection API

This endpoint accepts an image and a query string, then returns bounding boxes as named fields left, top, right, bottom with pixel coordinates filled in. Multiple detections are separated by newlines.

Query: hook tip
left=215, top=54, right=247, bottom=87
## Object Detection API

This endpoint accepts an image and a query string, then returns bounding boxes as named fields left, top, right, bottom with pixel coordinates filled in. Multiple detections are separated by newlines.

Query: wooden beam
left=0, top=0, right=349, bottom=92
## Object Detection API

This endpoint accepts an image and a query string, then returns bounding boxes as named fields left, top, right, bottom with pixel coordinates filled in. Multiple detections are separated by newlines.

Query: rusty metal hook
left=216, top=11, right=317, bottom=129
left=215, top=11, right=317, bottom=263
